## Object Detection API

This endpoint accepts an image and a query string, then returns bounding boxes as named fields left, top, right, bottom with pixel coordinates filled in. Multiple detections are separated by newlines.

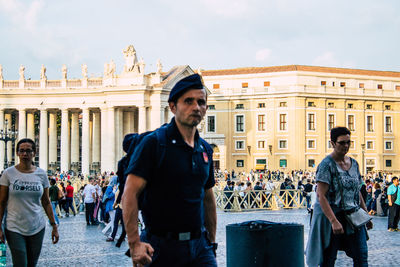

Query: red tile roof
left=201, top=65, right=400, bottom=78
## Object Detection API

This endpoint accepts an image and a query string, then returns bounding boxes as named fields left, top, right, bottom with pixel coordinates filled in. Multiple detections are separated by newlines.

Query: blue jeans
left=140, top=229, right=217, bottom=267
left=322, top=225, right=368, bottom=267
left=51, top=201, right=60, bottom=225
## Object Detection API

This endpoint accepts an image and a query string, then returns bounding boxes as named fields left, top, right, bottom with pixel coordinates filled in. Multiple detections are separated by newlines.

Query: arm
left=316, top=182, right=344, bottom=235
left=359, top=191, right=373, bottom=230
left=41, top=187, right=59, bottom=244
left=203, top=187, right=217, bottom=242
left=0, top=185, right=8, bottom=243
left=122, top=174, right=153, bottom=266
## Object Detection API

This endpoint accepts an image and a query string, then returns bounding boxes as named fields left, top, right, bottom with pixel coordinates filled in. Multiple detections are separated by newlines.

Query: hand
left=52, top=226, right=59, bottom=244
left=366, top=220, right=373, bottom=230
left=0, top=229, right=4, bottom=243
left=331, top=219, right=344, bottom=235
left=129, top=241, right=154, bottom=267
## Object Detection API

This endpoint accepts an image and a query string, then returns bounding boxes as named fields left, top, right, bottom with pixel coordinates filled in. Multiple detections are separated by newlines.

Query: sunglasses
left=336, top=140, right=351, bottom=146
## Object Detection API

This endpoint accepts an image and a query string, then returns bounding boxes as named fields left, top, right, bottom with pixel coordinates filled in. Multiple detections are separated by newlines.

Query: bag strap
left=327, top=156, right=346, bottom=211
left=155, top=124, right=168, bottom=169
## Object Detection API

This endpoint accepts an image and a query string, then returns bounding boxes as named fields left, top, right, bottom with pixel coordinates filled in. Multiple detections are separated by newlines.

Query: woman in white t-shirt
left=0, top=138, right=59, bottom=267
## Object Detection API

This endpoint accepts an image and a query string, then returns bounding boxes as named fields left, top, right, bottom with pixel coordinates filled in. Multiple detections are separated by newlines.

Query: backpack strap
left=155, top=124, right=168, bottom=169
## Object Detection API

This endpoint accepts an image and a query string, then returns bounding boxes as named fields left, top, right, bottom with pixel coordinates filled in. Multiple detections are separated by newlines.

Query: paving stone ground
left=4, top=209, right=398, bottom=266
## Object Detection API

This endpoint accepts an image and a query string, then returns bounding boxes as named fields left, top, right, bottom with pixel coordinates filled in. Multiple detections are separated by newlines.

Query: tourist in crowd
left=0, top=138, right=59, bottom=267
left=387, top=176, right=399, bottom=232
left=83, top=177, right=98, bottom=225
left=306, top=127, right=372, bottom=266
left=65, top=180, right=76, bottom=217
left=103, top=176, right=117, bottom=237
left=369, top=183, right=382, bottom=216
left=59, top=181, right=68, bottom=215
left=304, top=179, right=313, bottom=213
left=49, top=178, right=60, bottom=225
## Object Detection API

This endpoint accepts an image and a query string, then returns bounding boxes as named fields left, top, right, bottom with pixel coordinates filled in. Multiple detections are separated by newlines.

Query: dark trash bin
left=226, top=220, right=304, bottom=267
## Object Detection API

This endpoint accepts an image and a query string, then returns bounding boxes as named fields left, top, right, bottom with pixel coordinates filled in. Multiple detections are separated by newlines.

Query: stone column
left=39, top=109, right=48, bottom=171
left=4, top=113, right=12, bottom=164
left=0, top=109, right=4, bottom=171
left=138, top=106, right=147, bottom=133
left=92, top=111, right=100, bottom=164
left=100, top=107, right=107, bottom=173
left=107, top=107, right=116, bottom=172
left=26, top=112, right=35, bottom=140
left=60, top=109, right=69, bottom=172
left=18, top=108, right=26, bottom=140
left=81, top=108, right=90, bottom=176
left=70, top=112, right=79, bottom=164
left=48, top=112, right=57, bottom=165
left=115, top=108, right=123, bottom=159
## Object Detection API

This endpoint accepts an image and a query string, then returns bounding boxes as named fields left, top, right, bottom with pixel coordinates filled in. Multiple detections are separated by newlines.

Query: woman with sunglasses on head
left=0, top=138, right=59, bottom=267
left=306, top=127, right=373, bottom=267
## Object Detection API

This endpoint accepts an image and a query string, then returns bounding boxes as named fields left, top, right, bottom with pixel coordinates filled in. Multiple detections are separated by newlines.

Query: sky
left=0, top=0, right=399, bottom=80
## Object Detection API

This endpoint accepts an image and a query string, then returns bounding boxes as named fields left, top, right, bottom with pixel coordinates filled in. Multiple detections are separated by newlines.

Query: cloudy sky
left=0, top=0, right=399, bottom=80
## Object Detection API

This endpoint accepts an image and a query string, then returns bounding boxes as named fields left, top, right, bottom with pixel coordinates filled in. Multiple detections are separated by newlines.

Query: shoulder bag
left=329, top=156, right=372, bottom=228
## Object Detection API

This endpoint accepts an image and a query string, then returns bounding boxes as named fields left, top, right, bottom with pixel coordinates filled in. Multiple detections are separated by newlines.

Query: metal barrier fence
left=214, top=189, right=306, bottom=211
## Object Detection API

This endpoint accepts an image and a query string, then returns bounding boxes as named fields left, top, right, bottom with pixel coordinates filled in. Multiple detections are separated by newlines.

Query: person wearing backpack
left=387, top=176, right=399, bottom=232
left=122, top=74, right=217, bottom=267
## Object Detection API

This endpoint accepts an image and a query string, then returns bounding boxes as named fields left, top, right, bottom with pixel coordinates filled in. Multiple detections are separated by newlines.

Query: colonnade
left=0, top=106, right=170, bottom=174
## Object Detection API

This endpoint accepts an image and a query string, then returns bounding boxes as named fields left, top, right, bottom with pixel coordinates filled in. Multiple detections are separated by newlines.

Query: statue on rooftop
left=0, top=64, right=3, bottom=79
left=109, top=60, right=116, bottom=77
left=82, top=64, right=88, bottom=78
left=40, top=64, right=46, bottom=80
left=19, top=65, right=25, bottom=80
left=156, top=59, right=163, bottom=74
left=62, top=64, right=67, bottom=79
left=123, top=45, right=137, bottom=72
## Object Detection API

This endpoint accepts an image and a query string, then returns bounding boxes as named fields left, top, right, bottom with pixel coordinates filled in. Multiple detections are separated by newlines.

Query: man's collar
left=167, top=117, right=200, bottom=147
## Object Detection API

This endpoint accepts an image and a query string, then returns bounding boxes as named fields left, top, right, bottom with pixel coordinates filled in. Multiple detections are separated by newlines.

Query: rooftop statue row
left=0, top=45, right=163, bottom=81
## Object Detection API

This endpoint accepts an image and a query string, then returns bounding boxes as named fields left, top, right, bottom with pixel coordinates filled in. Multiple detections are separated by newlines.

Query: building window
left=235, top=104, right=244, bottom=109
left=332, top=82, right=335, bottom=87
left=207, top=116, right=215, bottom=133
left=242, top=82, right=248, bottom=88
left=366, top=116, right=374, bottom=132
left=213, top=84, right=220, bottom=89
left=377, top=84, right=383, bottom=89
left=386, top=160, right=392, bottom=167
left=279, top=114, right=287, bottom=131
left=340, top=82, right=346, bottom=87
left=236, top=140, right=245, bottom=150
left=307, top=140, right=316, bottom=149
left=321, top=81, right=326, bottom=86
left=385, top=116, right=392, bottom=133
left=350, top=141, right=355, bottom=149
left=264, top=81, right=270, bottom=87
left=328, top=114, right=335, bottom=131
left=366, top=141, right=374, bottom=150
left=347, top=115, right=355, bottom=131
left=366, top=104, right=372, bottom=109
left=258, top=140, right=265, bottom=149
left=258, top=103, right=265, bottom=108
left=307, top=113, right=315, bottom=131
left=279, top=140, right=287, bottom=149
left=237, top=160, right=244, bottom=167
left=327, top=102, right=334, bottom=108
left=258, top=115, right=265, bottom=131
left=385, top=105, right=391, bottom=110
left=385, top=141, right=393, bottom=150
left=347, top=103, right=353, bottom=109
left=308, top=159, right=315, bottom=168
left=308, top=102, right=315, bottom=107
left=279, top=159, right=287, bottom=168
left=359, top=83, right=364, bottom=88
left=207, top=105, right=215, bottom=110
left=279, top=102, right=287, bottom=107
left=236, top=115, right=244, bottom=132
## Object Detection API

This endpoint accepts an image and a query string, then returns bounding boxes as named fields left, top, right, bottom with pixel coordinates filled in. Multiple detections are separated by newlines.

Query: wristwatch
left=50, top=222, right=57, bottom=226
left=211, top=242, right=218, bottom=250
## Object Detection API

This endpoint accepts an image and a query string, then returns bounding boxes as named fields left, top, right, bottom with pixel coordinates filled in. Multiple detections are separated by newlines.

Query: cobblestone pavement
left=4, top=209, right=398, bottom=266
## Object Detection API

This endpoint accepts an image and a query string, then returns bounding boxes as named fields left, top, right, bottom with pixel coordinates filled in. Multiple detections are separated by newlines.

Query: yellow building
left=199, top=65, right=400, bottom=175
